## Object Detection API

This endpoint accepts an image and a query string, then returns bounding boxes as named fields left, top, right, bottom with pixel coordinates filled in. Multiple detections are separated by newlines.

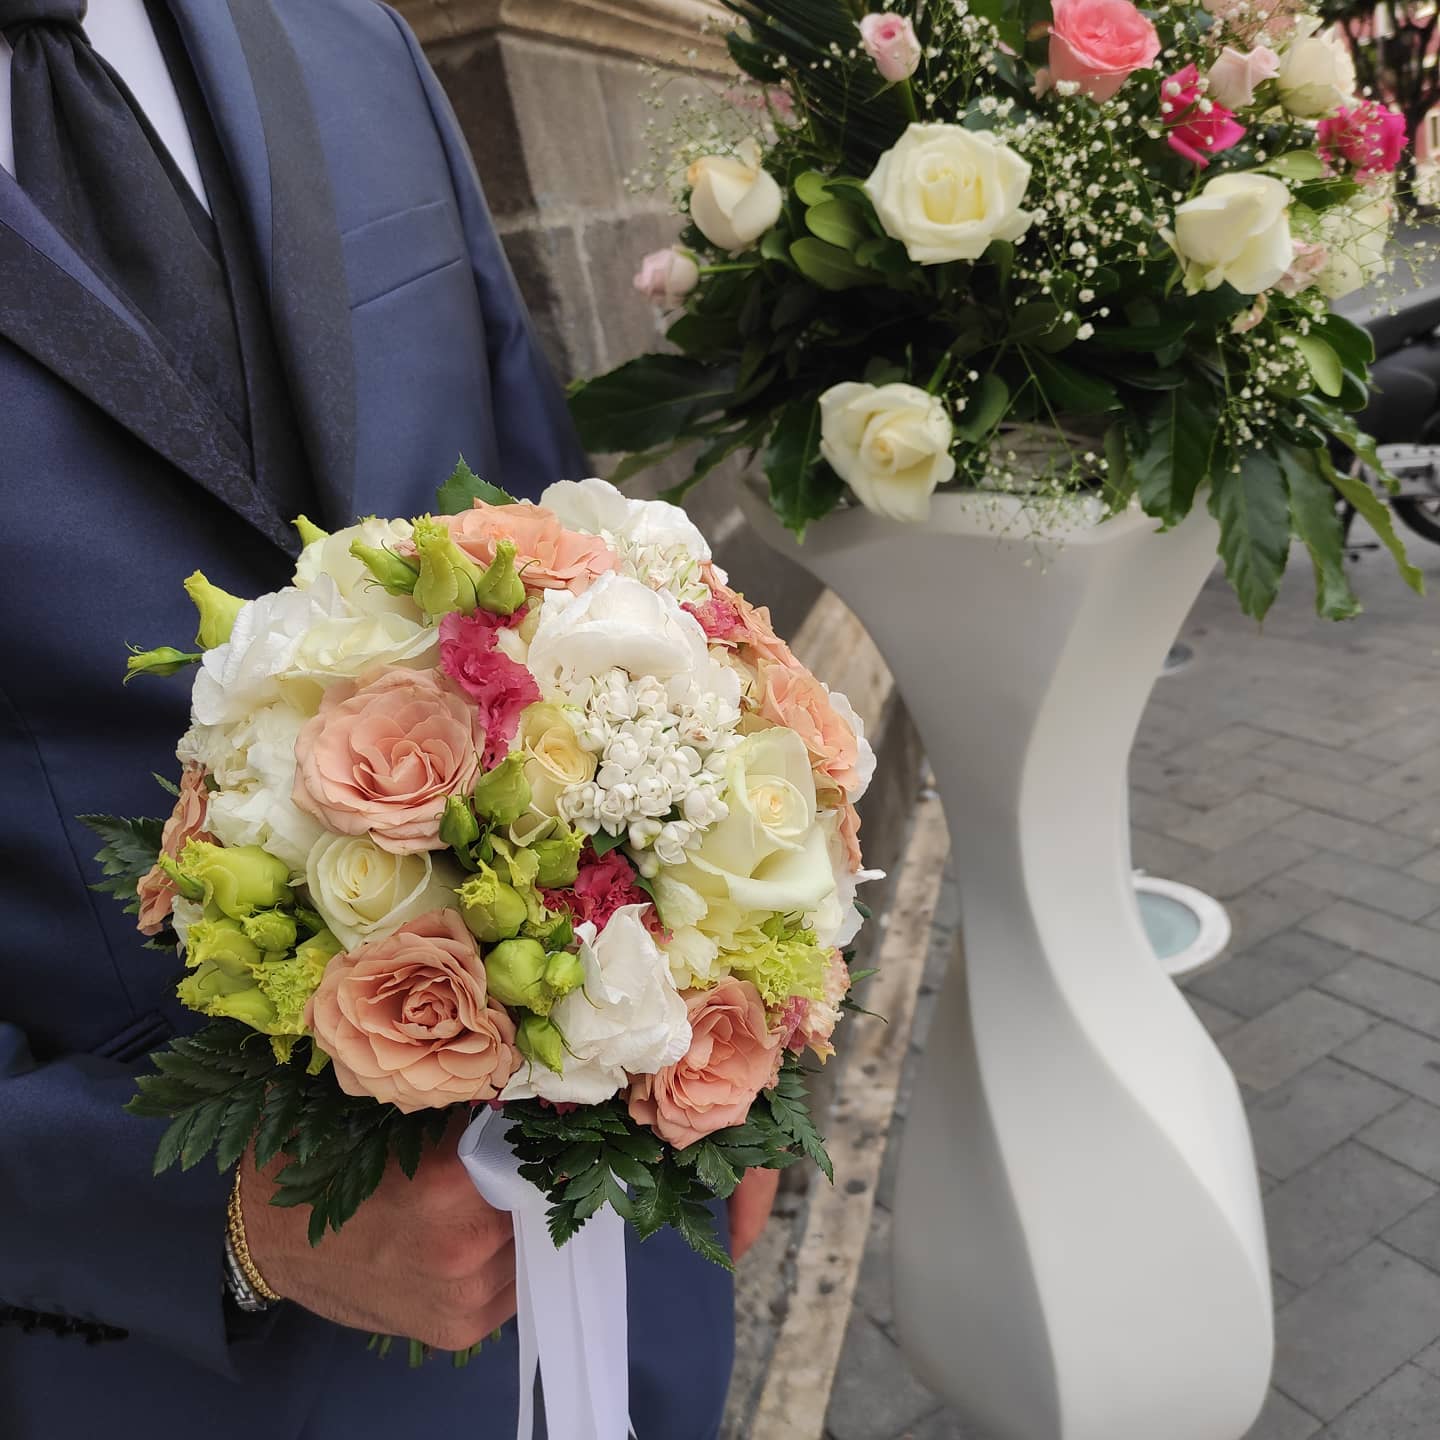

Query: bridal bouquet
left=570, top=0, right=1426, bottom=620
left=90, top=465, right=874, bottom=1264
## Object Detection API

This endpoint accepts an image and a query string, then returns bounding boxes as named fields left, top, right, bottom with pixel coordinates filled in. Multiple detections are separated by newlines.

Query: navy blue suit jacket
left=0, top=3, right=733, bottom=1435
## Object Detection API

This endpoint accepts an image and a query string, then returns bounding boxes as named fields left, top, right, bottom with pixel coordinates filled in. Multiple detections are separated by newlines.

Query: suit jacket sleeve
left=382, top=5, right=591, bottom=488
left=0, top=1022, right=241, bottom=1375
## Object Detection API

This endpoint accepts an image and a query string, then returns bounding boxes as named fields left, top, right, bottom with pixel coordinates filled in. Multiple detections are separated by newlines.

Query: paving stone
left=1407, top=851, right=1440, bottom=886
left=1265, top=1143, right=1435, bottom=1287
left=1130, top=790, right=1208, bottom=837
left=1273, top=809, right=1431, bottom=869
left=1189, top=932, right=1360, bottom=1019
left=1284, top=854, right=1440, bottom=923
left=1220, top=991, right=1375, bottom=1093
left=1256, top=736, right=1388, bottom=786
left=1386, top=1192, right=1440, bottom=1274
left=1353, top=715, right=1440, bottom=764
left=1255, top=708, right=1371, bottom=747
left=1242, top=1390, right=1319, bottom=1440
left=1247, top=1059, right=1404, bottom=1180
left=1167, top=724, right=1279, bottom=768
left=1321, top=1363, right=1440, bottom=1438
left=1273, top=1243, right=1440, bottom=1420
left=1260, top=770, right=1409, bottom=825
left=1388, top=797, right=1440, bottom=845
left=1414, top=1336, right=1440, bottom=1379
left=1183, top=832, right=1317, bottom=901
left=1336, top=1024, right=1440, bottom=1108
left=895, top=1409, right=990, bottom=1440
left=1227, top=875, right=1337, bottom=952
left=1360, top=1099, right=1440, bottom=1182
left=826, top=1314, right=939, bottom=1440
left=1273, top=1273, right=1301, bottom=1309
left=1188, top=994, right=1244, bottom=1039
left=1131, top=826, right=1211, bottom=878
left=1320, top=957, right=1440, bottom=1040
left=852, top=1201, right=894, bottom=1335
left=1302, top=902, right=1440, bottom=983
left=1168, top=792, right=1304, bottom=852
left=1372, top=748, right=1440, bottom=802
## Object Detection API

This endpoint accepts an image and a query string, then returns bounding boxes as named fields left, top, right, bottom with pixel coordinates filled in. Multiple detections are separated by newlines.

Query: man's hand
left=239, top=1122, right=516, bottom=1350
left=729, top=1168, right=781, bottom=1262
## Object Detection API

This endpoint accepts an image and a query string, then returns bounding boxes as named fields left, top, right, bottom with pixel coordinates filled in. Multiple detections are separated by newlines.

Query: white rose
left=527, top=574, right=740, bottom=710
left=865, top=123, right=1033, bottom=265
left=1169, top=173, right=1292, bottom=296
left=1206, top=44, right=1280, bottom=109
left=305, top=834, right=457, bottom=951
left=1315, top=198, right=1391, bottom=299
left=687, top=139, right=783, bottom=253
left=501, top=907, right=692, bottom=1104
left=294, top=517, right=417, bottom=616
left=190, top=578, right=348, bottom=727
left=819, top=381, right=957, bottom=524
left=284, top=611, right=436, bottom=685
left=809, top=812, right=886, bottom=952
left=827, top=688, right=877, bottom=803
left=1276, top=23, right=1355, bottom=118
left=541, top=477, right=712, bottom=563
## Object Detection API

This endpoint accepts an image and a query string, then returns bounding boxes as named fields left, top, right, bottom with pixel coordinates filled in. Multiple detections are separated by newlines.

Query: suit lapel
left=166, top=0, right=358, bottom=528
left=0, top=176, right=296, bottom=552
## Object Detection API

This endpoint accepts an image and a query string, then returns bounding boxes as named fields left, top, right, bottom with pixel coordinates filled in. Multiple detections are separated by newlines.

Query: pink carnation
left=779, top=951, right=852, bottom=1063
left=683, top=592, right=748, bottom=645
left=549, top=847, right=663, bottom=937
left=1162, top=64, right=1245, bottom=167
left=1319, top=101, right=1407, bottom=179
left=438, top=610, right=539, bottom=768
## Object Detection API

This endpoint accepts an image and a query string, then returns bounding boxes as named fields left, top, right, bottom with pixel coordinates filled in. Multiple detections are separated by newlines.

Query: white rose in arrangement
left=190, top=578, right=347, bottom=727
left=827, top=687, right=878, bottom=804
left=526, top=574, right=740, bottom=710
left=687, top=139, right=784, bottom=253
left=819, top=381, right=957, bottom=524
left=809, top=812, right=886, bottom=953
left=542, top=477, right=711, bottom=562
left=1276, top=22, right=1355, bottom=118
left=285, top=611, right=437, bottom=685
left=865, top=123, right=1033, bottom=264
left=305, top=834, right=458, bottom=952
left=1169, top=173, right=1292, bottom=296
left=1314, top=198, right=1392, bottom=299
left=502, top=906, right=693, bottom=1105
left=294, top=517, right=416, bottom=616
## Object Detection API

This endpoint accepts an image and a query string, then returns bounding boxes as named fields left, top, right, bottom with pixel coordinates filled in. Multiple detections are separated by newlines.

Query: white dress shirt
left=0, top=0, right=209, bottom=211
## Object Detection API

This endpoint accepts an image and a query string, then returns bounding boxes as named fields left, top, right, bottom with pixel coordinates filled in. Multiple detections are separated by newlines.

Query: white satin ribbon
left=459, top=1107, right=633, bottom=1440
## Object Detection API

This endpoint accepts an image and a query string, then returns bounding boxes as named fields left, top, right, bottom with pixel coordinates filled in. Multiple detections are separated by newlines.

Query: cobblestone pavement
left=822, top=533, right=1440, bottom=1440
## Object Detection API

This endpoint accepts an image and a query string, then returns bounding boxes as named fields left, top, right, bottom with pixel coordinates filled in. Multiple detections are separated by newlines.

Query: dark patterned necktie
left=2, top=0, right=250, bottom=438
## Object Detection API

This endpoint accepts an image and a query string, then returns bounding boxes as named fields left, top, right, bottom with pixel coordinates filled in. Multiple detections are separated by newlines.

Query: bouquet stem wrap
left=459, top=1108, right=632, bottom=1440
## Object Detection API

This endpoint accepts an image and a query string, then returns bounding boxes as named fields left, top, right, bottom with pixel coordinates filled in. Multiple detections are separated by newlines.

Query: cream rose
left=1276, top=23, right=1355, bottom=118
left=512, top=701, right=596, bottom=840
left=687, top=139, right=783, bottom=253
left=294, top=517, right=417, bottom=616
left=1169, top=173, right=1292, bottom=295
left=305, top=834, right=458, bottom=952
left=1314, top=197, right=1391, bottom=299
left=285, top=611, right=437, bottom=685
left=819, top=381, right=957, bottom=524
left=865, top=123, right=1033, bottom=265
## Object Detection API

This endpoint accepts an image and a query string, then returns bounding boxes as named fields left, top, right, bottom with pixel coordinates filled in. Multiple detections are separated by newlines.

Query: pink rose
left=438, top=502, right=619, bottom=595
left=438, top=610, right=539, bottom=768
left=859, top=13, right=922, bottom=83
left=1230, top=295, right=1269, bottom=334
left=547, top=846, right=663, bottom=937
left=633, top=247, right=700, bottom=308
left=1277, top=240, right=1328, bottom=296
left=1205, top=44, right=1279, bottom=109
left=293, top=668, right=482, bottom=854
left=756, top=660, right=863, bottom=797
left=627, top=978, right=782, bottom=1148
left=1319, top=101, right=1407, bottom=178
left=1048, top=0, right=1160, bottom=101
left=306, top=909, right=520, bottom=1112
left=137, top=763, right=215, bottom=936
left=779, top=950, right=852, bottom=1062
left=1163, top=65, right=1246, bottom=167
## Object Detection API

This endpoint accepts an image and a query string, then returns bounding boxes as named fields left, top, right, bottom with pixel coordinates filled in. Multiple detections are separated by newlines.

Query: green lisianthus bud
left=484, top=937, right=550, bottom=1011
left=439, top=795, right=481, bottom=853
left=516, top=1014, right=565, bottom=1074
left=240, top=909, right=298, bottom=954
left=183, top=571, right=246, bottom=650
left=411, top=516, right=487, bottom=616
left=293, top=514, right=329, bottom=548
left=349, top=539, right=420, bottom=597
left=543, top=949, right=585, bottom=1000
left=458, top=865, right=529, bottom=943
left=472, top=754, right=532, bottom=827
left=531, top=827, right=585, bottom=889
left=155, top=853, right=206, bottom=903
left=124, top=645, right=202, bottom=683
left=526, top=911, right=574, bottom=951
left=184, top=917, right=263, bottom=977
left=175, top=840, right=292, bottom=920
left=182, top=976, right=278, bottom=1031
left=472, top=539, right=526, bottom=617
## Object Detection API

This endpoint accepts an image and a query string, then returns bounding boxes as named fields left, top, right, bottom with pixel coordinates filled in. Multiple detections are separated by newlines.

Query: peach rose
left=700, top=564, right=798, bottom=670
left=838, top=802, right=865, bottom=874
left=627, top=978, right=782, bottom=1149
left=756, top=660, right=863, bottom=797
left=1048, top=0, right=1160, bottom=101
left=293, top=668, right=481, bottom=854
left=137, top=764, right=215, bottom=936
left=440, top=501, right=618, bottom=594
left=306, top=909, right=520, bottom=1112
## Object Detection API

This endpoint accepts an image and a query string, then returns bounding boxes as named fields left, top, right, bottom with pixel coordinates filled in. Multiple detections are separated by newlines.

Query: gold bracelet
left=227, top=1165, right=283, bottom=1304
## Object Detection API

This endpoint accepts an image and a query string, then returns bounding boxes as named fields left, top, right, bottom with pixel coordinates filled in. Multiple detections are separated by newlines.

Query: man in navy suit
left=0, top=2, right=736, bottom=1434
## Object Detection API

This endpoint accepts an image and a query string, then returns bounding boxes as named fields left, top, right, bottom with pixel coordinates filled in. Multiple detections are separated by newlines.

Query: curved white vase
left=740, top=489, right=1273, bottom=1440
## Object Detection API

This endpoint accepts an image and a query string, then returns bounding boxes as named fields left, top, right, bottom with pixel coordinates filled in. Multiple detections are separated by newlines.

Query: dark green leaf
left=1329, top=467, right=1425, bottom=597
left=805, top=199, right=869, bottom=252
left=694, top=1143, right=742, bottom=1198
left=435, top=456, right=517, bottom=514
left=789, top=237, right=871, bottom=291
left=1131, top=388, right=1218, bottom=528
left=793, top=171, right=833, bottom=207
left=1277, top=445, right=1361, bottom=621
left=590, top=828, right=626, bottom=858
left=1295, top=335, right=1343, bottom=398
left=1208, top=449, right=1293, bottom=621
left=79, top=812, right=165, bottom=907
left=1025, top=352, right=1118, bottom=415
left=568, top=354, right=737, bottom=453
left=954, top=373, right=1009, bottom=444
left=764, top=396, right=843, bottom=537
